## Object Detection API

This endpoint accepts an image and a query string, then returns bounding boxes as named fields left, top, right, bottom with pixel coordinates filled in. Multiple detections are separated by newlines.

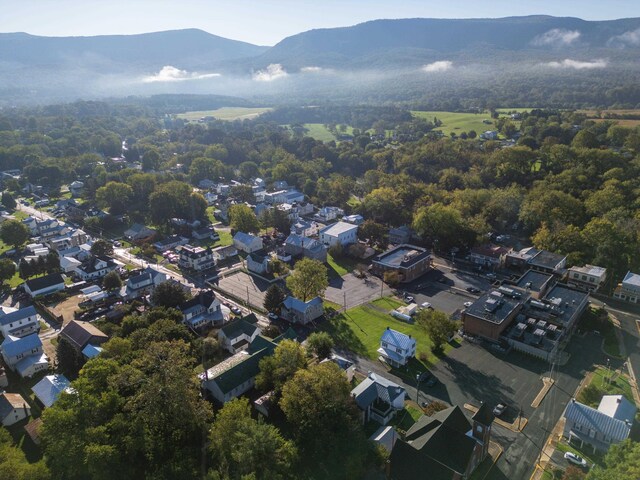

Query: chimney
left=617, top=397, right=622, bottom=404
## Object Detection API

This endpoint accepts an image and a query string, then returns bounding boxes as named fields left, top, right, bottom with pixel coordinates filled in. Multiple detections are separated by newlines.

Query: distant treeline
left=260, top=106, right=413, bottom=129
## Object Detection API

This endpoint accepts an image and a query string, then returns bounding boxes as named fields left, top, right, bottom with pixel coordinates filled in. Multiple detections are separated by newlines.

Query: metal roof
left=32, top=374, right=70, bottom=408
left=1, top=333, right=42, bottom=357
left=380, top=328, right=415, bottom=351
left=565, top=400, right=632, bottom=443
left=0, top=305, right=37, bottom=327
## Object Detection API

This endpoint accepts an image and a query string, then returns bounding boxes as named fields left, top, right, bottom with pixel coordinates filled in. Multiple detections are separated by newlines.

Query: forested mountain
left=2, top=16, right=640, bottom=106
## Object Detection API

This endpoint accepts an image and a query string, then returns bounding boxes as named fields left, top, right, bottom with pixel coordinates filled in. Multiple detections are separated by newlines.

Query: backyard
left=320, top=297, right=451, bottom=368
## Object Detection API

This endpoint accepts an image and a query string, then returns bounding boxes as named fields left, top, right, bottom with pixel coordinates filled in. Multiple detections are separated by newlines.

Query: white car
left=463, top=301, right=473, bottom=308
left=421, top=302, right=432, bottom=309
left=564, top=452, right=588, bottom=468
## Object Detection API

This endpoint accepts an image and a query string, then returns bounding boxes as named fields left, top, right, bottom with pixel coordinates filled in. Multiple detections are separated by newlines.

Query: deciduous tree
left=416, top=309, right=458, bottom=354
left=286, top=258, right=328, bottom=302
left=256, top=339, right=306, bottom=395
left=306, top=332, right=334, bottom=359
left=228, top=204, right=260, bottom=233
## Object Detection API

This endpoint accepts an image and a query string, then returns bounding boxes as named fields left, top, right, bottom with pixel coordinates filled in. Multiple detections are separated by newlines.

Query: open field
left=412, top=110, right=494, bottom=136
left=176, top=107, right=272, bottom=122
left=579, top=109, right=640, bottom=127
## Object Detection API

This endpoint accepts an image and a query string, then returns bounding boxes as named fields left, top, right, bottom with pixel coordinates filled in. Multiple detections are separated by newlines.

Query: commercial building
left=371, top=244, right=431, bottom=284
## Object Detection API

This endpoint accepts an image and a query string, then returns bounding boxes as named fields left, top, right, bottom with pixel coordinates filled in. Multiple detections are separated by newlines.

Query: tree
left=262, top=207, right=291, bottom=233
left=361, top=187, right=403, bottom=224
left=256, top=339, right=307, bottom=395
left=286, top=258, right=328, bottom=302
left=55, top=336, right=84, bottom=380
left=413, top=203, right=474, bottom=252
left=306, top=332, right=334, bottom=359
left=563, top=465, right=586, bottom=480
left=102, top=270, right=122, bottom=291
left=358, top=220, right=387, bottom=248
left=0, top=428, right=50, bottom=480
left=416, top=309, right=458, bottom=353
left=280, top=362, right=369, bottom=477
left=141, top=148, right=161, bottom=172
left=208, top=398, right=297, bottom=480
left=586, top=439, right=640, bottom=479
left=150, top=281, right=189, bottom=309
left=90, top=239, right=113, bottom=258
left=0, top=219, right=30, bottom=249
left=95, top=181, right=133, bottom=215
left=1, top=191, right=16, bottom=210
left=264, top=284, right=285, bottom=313
left=230, top=184, right=255, bottom=203
left=229, top=204, right=260, bottom=233
left=0, top=258, right=16, bottom=289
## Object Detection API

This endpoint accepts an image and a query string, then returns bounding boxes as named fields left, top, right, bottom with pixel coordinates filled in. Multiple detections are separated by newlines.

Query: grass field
left=579, top=366, right=635, bottom=408
left=326, top=253, right=359, bottom=277
left=320, top=299, right=450, bottom=367
left=176, top=107, right=272, bottom=122
left=300, top=123, right=337, bottom=142
left=578, top=109, right=640, bottom=128
left=412, top=110, right=495, bottom=136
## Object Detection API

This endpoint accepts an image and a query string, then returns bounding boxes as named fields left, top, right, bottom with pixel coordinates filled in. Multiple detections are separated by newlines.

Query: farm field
left=176, top=107, right=272, bottom=122
left=412, top=110, right=495, bottom=136
left=578, top=108, right=640, bottom=127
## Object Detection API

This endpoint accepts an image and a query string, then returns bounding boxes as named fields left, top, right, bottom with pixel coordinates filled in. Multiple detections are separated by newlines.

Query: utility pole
left=343, top=291, right=347, bottom=311
left=380, top=276, right=384, bottom=298
left=246, top=285, right=250, bottom=307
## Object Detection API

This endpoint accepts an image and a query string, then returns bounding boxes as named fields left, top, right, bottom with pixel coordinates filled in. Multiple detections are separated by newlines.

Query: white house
left=0, top=393, right=31, bottom=426
left=69, top=180, right=84, bottom=197
left=31, top=374, right=71, bottom=408
left=247, top=252, right=270, bottom=275
left=614, top=271, right=640, bottom=304
left=0, top=305, right=40, bottom=338
left=218, top=315, right=261, bottom=354
left=212, top=245, right=239, bottom=263
left=315, top=206, right=344, bottom=222
left=119, top=266, right=166, bottom=300
left=567, top=265, right=607, bottom=292
left=179, top=290, right=225, bottom=329
left=378, top=328, right=416, bottom=367
left=153, top=235, right=189, bottom=252
left=73, top=256, right=118, bottom=281
left=319, top=221, right=358, bottom=248
left=178, top=245, right=215, bottom=271
left=233, top=232, right=263, bottom=253
left=281, top=296, right=324, bottom=325
left=343, top=214, right=364, bottom=225
left=124, top=223, right=157, bottom=241
left=291, top=219, right=320, bottom=237
left=24, top=273, right=66, bottom=298
left=1, top=333, right=49, bottom=378
left=351, top=372, right=406, bottom=425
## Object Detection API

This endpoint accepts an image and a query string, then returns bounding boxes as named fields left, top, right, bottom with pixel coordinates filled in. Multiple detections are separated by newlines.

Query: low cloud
left=252, top=63, right=288, bottom=81
left=422, top=60, right=453, bottom=73
left=142, top=65, right=221, bottom=83
left=532, top=29, right=581, bottom=46
left=544, top=58, right=607, bottom=69
left=608, top=28, right=640, bottom=47
left=300, top=66, right=323, bottom=73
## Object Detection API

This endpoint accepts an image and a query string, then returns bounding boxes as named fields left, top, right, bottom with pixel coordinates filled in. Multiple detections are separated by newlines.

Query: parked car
left=267, top=312, right=278, bottom=321
left=405, top=296, right=414, bottom=303
left=421, top=302, right=432, bottom=309
left=466, top=287, right=481, bottom=294
left=230, top=305, right=242, bottom=315
left=564, top=452, right=588, bottom=468
left=485, top=273, right=497, bottom=280
left=463, top=301, right=473, bottom=308
left=492, top=402, right=507, bottom=417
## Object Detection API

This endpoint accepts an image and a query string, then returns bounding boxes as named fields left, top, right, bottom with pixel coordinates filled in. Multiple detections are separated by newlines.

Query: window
left=396, top=348, right=402, bottom=353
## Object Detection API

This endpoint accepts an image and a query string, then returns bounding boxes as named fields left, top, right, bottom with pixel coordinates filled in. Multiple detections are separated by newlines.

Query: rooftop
left=529, top=250, right=566, bottom=270
left=320, top=221, right=358, bottom=237
left=351, top=372, right=405, bottom=409
left=598, top=395, right=636, bottom=423
left=464, top=291, right=522, bottom=325
left=31, top=374, right=71, bottom=408
left=380, top=327, right=415, bottom=350
left=0, top=393, right=29, bottom=418
left=374, top=244, right=430, bottom=269
left=25, top=273, right=65, bottom=292
left=569, top=264, right=607, bottom=278
left=565, top=399, right=633, bottom=443
left=515, top=270, right=554, bottom=293
left=0, top=305, right=37, bottom=327
left=622, top=271, right=640, bottom=288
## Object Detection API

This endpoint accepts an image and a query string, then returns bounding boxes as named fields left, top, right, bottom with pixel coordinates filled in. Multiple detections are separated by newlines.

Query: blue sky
left=2, top=0, right=639, bottom=45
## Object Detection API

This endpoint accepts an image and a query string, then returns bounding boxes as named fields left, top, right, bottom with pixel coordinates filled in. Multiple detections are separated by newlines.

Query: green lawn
left=346, top=196, right=361, bottom=208
left=326, top=254, right=359, bottom=277
left=320, top=302, right=449, bottom=367
left=300, top=123, right=337, bottom=142
left=371, top=296, right=404, bottom=311
left=580, top=366, right=635, bottom=407
left=213, top=230, right=233, bottom=248
left=412, top=110, right=495, bottom=136
left=390, top=404, right=423, bottom=432
left=176, top=107, right=272, bottom=122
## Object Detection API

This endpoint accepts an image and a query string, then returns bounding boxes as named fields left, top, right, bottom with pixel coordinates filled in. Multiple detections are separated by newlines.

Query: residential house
left=613, top=271, right=640, bottom=304
left=68, top=180, right=84, bottom=197
left=563, top=395, right=636, bottom=453
left=233, top=232, right=263, bottom=253
left=480, top=130, right=499, bottom=140
left=470, top=244, right=512, bottom=269
left=124, top=223, right=157, bottom=242
left=247, top=252, right=270, bottom=275
left=254, top=178, right=266, bottom=188
left=264, top=189, right=304, bottom=205
left=315, top=206, right=344, bottom=222
left=319, top=221, right=358, bottom=247
left=567, top=265, right=607, bottom=293
left=59, top=320, right=108, bottom=352
left=119, top=266, right=166, bottom=300
left=389, top=404, right=495, bottom=480
left=320, top=354, right=356, bottom=382
left=0, top=393, right=31, bottom=426
left=179, top=290, right=225, bottom=329
left=153, top=235, right=189, bottom=252
left=1, top=333, right=49, bottom=378
left=24, top=273, right=65, bottom=298
left=290, top=219, right=320, bottom=237
left=218, top=314, right=261, bottom=354
left=192, top=226, right=219, bottom=241
left=201, top=329, right=297, bottom=404
left=48, top=228, right=89, bottom=251
left=378, top=328, right=416, bottom=367
left=0, top=305, right=40, bottom=338
left=343, top=214, right=364, bottom=225
left=351, top=372, right=406, bottom=425
left=371, top=245, right=431, bottom=284
left=31, top=374, right=71, bottom=408
left=284, top=234, right=328, bottom=262
left=281, top=296, right=324, bottom=325
left=178, top=245, right=215, bottom=271
left=60, top=256, right=82, bottom=273
left=73, top=256, right=117, bottom=281
left=389, top=226, right=413, bottom=245
left=212, top=245, right=238, bottom=263
left=198, top=179, right=216, bottom=190
left=203, top=192, right=218, bottom=206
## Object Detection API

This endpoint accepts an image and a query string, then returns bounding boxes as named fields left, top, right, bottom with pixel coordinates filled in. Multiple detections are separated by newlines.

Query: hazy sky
left=2, top=0, right=640, bottom=45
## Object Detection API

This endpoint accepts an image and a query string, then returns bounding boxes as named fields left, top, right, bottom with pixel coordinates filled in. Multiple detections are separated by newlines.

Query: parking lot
left=213, top=271, right=271, bottom=309
left=324, top=272, right=393, bottom=309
